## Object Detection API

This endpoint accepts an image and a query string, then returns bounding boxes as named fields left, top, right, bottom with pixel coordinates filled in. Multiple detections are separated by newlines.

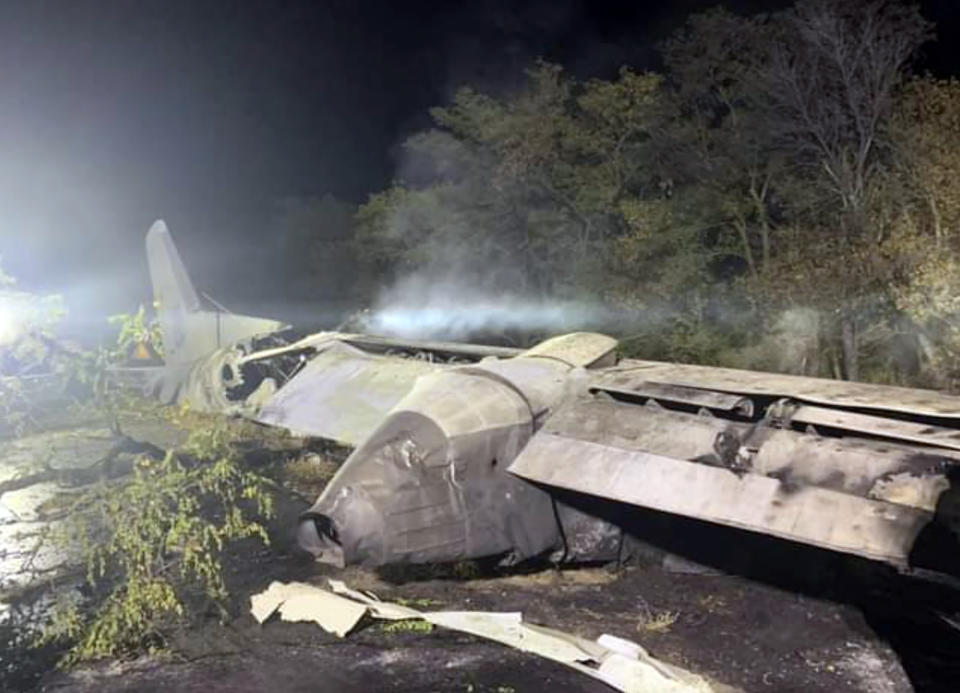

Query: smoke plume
left=365, top=273, right=617, bottom=340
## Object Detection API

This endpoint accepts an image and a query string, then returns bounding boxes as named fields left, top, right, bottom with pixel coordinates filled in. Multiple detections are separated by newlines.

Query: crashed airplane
left=122, top=220, right=960, bottom=579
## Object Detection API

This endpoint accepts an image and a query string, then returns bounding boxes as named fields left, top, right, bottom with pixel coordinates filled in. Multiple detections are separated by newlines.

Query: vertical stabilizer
left=145, top=220, right=286, bottom=367
left=146, top=220, right=200, bottom=361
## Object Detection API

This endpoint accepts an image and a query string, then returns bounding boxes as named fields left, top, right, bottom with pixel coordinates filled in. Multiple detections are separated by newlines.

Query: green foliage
left=38, top=416, right=275, bottom=665
left=0, top=291, right=67, bottom=371
left=894, top=254, right=960, bottom=389
left=357, top=62, right=666, bottom=298
left=107, top=304, right=164, bottom=360
left=0, top=376, right=33, bottom=436
left=353, top=1, right=959, bottom=384
left=379, top=619, right=434, bottom=633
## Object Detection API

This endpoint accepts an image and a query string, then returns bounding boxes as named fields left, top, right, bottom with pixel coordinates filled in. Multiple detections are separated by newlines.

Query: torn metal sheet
left=251, top=580, right=717, bottom=693
left=508, top=397, right=955, bottom=565
left=297, top=344, right=616, bottom=567
left=509, top=430, right=931, bottom=565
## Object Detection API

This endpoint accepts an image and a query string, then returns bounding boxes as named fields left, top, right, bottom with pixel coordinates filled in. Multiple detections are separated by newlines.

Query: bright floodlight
left=0, top=296, right=23, bottom=346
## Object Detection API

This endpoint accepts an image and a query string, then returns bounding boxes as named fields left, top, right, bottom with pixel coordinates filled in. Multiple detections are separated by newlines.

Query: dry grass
left=279, top=453, right=340, bottom=499
left=637, top=610, right=679, bottom=634
left=636, top=597, right=680, bottom=634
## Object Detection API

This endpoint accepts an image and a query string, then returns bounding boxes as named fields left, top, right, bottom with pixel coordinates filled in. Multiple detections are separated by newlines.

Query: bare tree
left=758, top=0, right=933, bottom=380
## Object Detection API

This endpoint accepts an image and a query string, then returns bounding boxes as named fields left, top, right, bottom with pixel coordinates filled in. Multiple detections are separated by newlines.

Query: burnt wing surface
left=510, top=361, right=960, bottom=572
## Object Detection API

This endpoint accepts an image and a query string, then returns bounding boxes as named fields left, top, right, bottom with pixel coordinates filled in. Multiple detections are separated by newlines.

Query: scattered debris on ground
left=2, top=405, right=956, bottom=692
left=250, top=578, right=722, bottom=693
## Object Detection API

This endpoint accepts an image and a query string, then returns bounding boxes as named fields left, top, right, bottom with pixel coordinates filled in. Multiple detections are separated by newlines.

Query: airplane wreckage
left=121, top=221, right=960, bottom=580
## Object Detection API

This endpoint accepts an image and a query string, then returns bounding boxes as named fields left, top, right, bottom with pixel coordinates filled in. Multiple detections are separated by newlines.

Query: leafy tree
left=892, top=76, right=960, bottom=249
left=0, top=260, right=72, bottom=434
left=357, top=62, right=667, bottom=300
left=354, top=0, right=954, bottom=383
left=888, top=77, right=960, bottom=387
left=107, top=304, right=164, bottom=361
left=656, top=1, right=933, bottom=379
left=660, top=7, right=784, bottom=281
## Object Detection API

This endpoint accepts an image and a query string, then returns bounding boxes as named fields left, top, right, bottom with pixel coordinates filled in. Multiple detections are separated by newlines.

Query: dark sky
left=0, top=0, right=956, bottom=331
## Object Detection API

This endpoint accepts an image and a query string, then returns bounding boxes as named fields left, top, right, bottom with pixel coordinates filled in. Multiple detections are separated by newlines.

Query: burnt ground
left=3, top=409, right=959, bottom=693
left=34, top=514, right=960, bottom=693
left=33, top=552, right=948, bottom=693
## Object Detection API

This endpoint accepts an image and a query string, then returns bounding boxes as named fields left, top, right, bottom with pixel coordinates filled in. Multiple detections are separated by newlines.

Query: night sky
left=0, top=0, right=957, bottom=331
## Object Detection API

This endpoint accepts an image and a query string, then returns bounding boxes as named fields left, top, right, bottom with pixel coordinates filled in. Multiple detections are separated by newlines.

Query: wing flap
left=604, top=359, right=960, bottom=418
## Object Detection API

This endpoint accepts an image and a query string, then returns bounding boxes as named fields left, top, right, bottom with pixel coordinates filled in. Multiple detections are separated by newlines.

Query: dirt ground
left=3, top=408, right=959, bottom=693
left=35, top=556, right=929, bottom=693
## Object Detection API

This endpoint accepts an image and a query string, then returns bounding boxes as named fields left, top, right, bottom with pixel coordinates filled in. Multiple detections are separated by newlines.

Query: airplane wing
left=510, top=364, right=960, bottom=568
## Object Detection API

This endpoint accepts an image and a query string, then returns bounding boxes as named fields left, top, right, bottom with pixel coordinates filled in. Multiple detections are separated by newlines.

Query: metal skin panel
left=296, top=340, right=621, bottom=567
left=750, top=430, right=956, bottom=509
left=402, top=369, right=537, bottom=440
left=256, top=341, right=437, bottom=445
left=521, top=332, right=618, bottom=368
left=611, top=359, right=960, bottom=418
left=453, top=359, right=572, bottom=419
left=508, top=396, right=957, bottom=567
left=783, top=403, right=960, bottom=452
left=509, top=431, right=933, bottom=566
left=591, top=377, right=754, bottom=416
left=146, top=221, right=201, bottom=345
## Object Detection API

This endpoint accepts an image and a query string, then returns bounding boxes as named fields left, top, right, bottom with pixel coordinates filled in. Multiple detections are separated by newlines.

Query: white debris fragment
left=249, top=581, right=368, bottom=637
left=251, top=579, right=719, bottom=693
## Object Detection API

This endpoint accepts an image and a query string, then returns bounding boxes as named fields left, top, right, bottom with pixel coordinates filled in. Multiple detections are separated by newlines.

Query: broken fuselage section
left=139, top=221, right=960, bottom=578
left=169, top=325, right=960, bottom=577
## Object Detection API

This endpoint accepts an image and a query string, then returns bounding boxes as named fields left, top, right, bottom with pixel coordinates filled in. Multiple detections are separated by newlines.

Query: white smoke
left=364, top=274, right=616, bottom=340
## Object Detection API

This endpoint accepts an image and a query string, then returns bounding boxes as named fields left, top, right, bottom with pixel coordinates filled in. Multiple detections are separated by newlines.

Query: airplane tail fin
left=145, top=220, right=286, bottom=365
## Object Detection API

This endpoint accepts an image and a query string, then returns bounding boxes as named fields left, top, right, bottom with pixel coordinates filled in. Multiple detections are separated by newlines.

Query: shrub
left=38, top=418, right=275, bottom=664
left=107, top=304, right=164, bottom=361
